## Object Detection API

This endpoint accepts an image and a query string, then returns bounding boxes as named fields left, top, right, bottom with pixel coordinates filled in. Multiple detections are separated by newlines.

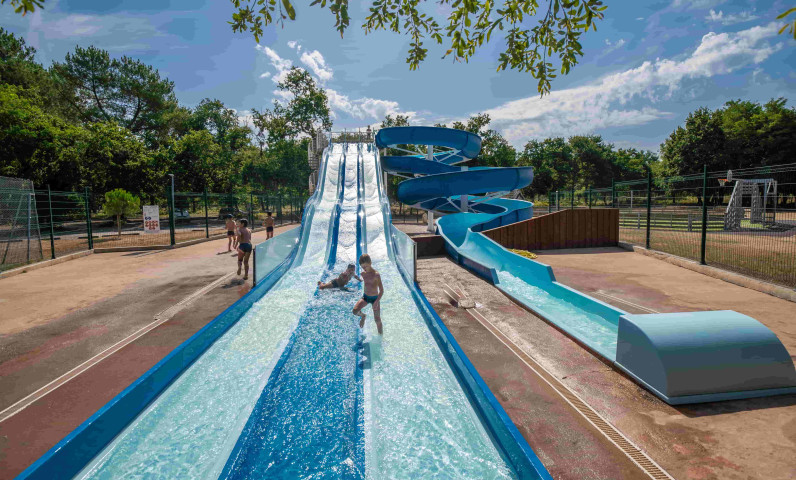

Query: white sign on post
left=143, top=205, right=160, bottom=234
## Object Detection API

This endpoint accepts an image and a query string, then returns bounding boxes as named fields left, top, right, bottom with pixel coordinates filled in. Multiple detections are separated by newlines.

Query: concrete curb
left=93, top=225, right=296, bottom=254
left=618, top=242, right=796, bottom=304
left=0, top=250, right=94, bottom=280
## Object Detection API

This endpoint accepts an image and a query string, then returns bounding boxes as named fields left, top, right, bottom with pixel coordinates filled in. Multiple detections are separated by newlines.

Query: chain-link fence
left=1, top=176, right=44, bottom=269
left=547, top=163, right=796, bottom=288
left=0, top=176, right=308, bottom=272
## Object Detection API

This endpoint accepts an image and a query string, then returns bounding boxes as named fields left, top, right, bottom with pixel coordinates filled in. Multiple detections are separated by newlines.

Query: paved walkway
left=418, top=251, right=796, bottom=480
left=0, top=226, right=296, bottom=477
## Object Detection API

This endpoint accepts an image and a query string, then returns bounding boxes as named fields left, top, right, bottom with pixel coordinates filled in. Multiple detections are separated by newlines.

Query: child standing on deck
left=353, top=254, right=384, bottom=335
left=225, top=214, right=236, bottom=252
left=236, top=219, right=252, bottom=280
left=264, top=211, right=275, bottom=239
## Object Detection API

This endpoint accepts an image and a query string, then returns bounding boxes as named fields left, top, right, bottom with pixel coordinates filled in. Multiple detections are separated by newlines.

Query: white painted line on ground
left=0, top=272, right=235, bottom=424
left=591, top=291, right=661, bottom=314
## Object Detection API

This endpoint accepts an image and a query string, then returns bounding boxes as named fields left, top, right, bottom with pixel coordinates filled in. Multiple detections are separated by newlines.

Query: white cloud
left=672, top=0, right=725, bottom=10
left=259, top=72, right=271, bottom=79
left=255, top=44, right=293, bottom=83
left=705, top=9, right=758, bottom=25
left=326, top=89, right=415, bottom=121
left=287, top=40, right=298, bottom=49
left=273, top=89, right=294, bottom=103
left=485, top=22, right=783, bottom=144
left=300, top=50, right=334, bottom=82
left=604, top=38, right=626, bottom=53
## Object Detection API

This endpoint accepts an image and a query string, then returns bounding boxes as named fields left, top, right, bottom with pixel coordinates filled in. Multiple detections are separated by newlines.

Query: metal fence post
left=570, top=183, right=575, bottom=209
left=611, top=179, right=616, bottom=208
left=646, top=168, right=652, bottom=249
left=84, top=187, right=93, bottom=250
left=167, top=183, right=176, bottom=246
left=47, top=185, right=55, bottom=259
left=249, top=192, right=254, bottom=226
left=587, top=185, right=592, bottom=209
left=203, top=188, right=209, bottom=238
left=700, top=164, right=708, bottom=265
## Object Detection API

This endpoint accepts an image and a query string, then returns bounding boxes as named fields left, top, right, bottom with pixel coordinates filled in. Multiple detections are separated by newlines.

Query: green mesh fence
left=0, top=176, right=44, bottom=270
left=544, top=163, right=796, bottom=287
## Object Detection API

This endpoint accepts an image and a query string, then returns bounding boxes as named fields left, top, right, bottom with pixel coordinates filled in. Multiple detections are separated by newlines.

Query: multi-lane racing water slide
left=19, top=139, right=551, bottom=479
left=378, top=126, right=796, bottom=407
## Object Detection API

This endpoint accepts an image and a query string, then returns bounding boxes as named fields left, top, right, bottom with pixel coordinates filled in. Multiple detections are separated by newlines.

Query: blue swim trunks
left=238, top=242, right=252, bottom=253
left=362, top=293, right=379, bottom=304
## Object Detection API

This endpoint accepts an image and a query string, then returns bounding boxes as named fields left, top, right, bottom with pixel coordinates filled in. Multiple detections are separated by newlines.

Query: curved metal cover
left=616, top=311, right=796, bottom=399
left=375, top=126, right=482, bottom=159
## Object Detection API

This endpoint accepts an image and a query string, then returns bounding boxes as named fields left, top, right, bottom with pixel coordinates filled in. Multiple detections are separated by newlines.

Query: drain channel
left=442, top=282, right=674, bottom=480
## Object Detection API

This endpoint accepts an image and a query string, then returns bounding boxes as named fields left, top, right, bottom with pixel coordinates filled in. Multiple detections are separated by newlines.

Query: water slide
left=379, top=126, right=796, bottom=406
left=19, top=141, right=550, bottom=479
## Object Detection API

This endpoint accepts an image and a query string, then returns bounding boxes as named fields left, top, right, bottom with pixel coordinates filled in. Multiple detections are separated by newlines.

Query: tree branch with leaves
left=230, top=0, right=605, bottom=95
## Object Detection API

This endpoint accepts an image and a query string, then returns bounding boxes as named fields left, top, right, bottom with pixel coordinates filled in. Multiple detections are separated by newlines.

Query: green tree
left=0, top=84, right=83, bottom=189
left=102, top=188, right=140, bottom=235
left=52, top=46, right=177, bottom=137
left=252, top=67, right=332, bottom=143
left=230, top=0, right=606, bottom=94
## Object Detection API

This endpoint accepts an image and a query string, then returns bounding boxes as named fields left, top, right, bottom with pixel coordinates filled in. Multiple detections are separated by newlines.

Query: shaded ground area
left=0, top=225, right=295, bottom=478
left=416, top=252, right=796, bottom=480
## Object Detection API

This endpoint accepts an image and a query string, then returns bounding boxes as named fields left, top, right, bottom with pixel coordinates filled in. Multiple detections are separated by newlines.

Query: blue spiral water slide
left=17, top=139, right=551, bottom=480
left=380, top=126, right=796, bottom=406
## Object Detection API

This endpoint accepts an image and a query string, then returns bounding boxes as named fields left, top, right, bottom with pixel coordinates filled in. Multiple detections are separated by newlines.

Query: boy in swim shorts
left=318, top=264, right=361, bottom=290
left=225, top=214, right=236, bottom=252
left=264, top=211, right=275, bottom=239
left=236, top=219, right=253, bottom=280
left=353, top=253, right=384, bottom=335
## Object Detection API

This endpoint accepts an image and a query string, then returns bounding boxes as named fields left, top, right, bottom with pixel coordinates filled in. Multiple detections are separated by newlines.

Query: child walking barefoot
left=353, top=254, right=384, bottom=335
left=236, top=219, right=253, bottom=280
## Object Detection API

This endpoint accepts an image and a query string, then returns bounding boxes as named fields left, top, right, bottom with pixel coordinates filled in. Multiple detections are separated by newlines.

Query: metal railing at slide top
left=540, top=163, right=796, bottom=288
left=0, top=181, right=308, bottom=272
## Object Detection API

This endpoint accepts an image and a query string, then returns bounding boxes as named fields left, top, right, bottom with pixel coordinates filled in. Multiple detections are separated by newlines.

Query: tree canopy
left=660, top=99, right=796, bottom=178
left=231, top=0, right=606, bottom=95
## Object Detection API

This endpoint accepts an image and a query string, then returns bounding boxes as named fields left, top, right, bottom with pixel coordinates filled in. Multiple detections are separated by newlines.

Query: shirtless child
left=264, top=211, right=275, bottom=239
left=318, top=264, right=361, bottom=290
left=236, top=219, right=253, bottom=280
left=225, top=214, right=236, bottom=252
left=353, top=254, right=384, bottom=335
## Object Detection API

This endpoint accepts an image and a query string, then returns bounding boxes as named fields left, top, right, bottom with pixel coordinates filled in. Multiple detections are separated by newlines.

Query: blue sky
left=2, top=0, right=794, bottom=151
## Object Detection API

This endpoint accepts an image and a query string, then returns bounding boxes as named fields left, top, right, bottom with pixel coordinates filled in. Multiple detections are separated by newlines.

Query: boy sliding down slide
left=353, top=254, right=384, bottom=335
left=318, top=264, right=361, bottom=290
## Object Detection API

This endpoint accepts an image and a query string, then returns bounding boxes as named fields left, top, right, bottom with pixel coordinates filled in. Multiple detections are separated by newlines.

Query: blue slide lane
left=221, top=148, right=367, bottom=479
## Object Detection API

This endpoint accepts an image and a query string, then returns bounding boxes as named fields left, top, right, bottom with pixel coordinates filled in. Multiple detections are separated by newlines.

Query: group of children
left=225, top=213, right=384, bottom=334
left=225, top=212, right=275, bottom=280
left=319, top=253, right=384, bottom=335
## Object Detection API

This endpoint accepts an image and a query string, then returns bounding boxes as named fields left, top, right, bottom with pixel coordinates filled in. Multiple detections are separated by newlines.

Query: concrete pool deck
left=417, top=249, right=795, bottom=480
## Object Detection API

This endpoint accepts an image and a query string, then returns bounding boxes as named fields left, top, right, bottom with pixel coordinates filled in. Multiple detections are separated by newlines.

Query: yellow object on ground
left=509, top=248, right=538, bottom=259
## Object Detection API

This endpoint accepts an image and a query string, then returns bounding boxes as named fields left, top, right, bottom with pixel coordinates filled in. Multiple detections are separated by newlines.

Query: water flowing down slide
left=19, top=140, right=550, bottom=480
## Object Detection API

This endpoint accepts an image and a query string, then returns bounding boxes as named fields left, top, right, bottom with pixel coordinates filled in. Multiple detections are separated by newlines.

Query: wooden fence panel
left=480, top=208, right=619, bottom=251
